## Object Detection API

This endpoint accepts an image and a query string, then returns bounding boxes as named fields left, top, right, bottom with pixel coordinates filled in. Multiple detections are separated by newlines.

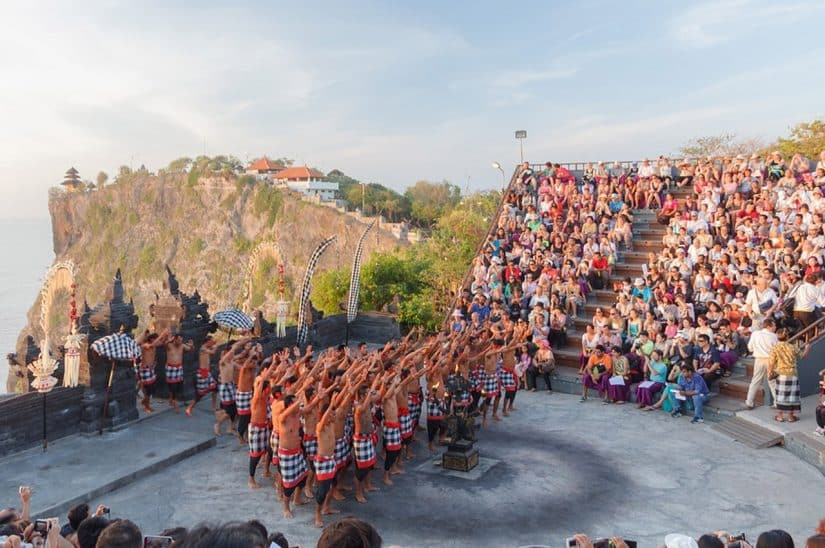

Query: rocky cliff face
left=18, top=173, right=402, bottom=353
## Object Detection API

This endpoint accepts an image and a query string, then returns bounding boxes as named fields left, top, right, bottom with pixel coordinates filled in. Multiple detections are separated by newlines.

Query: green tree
left=679, top=133, right=765, bottom=158
left=115, top=165, right=133, bottom=182
left=311, top=267, right=350, bottom=316
left=404, top=180, right=461, bottom=228
left=773, top=119, right=825, bottom=160
left=360, top=252, right=430, bottom=311
left=167, top=157, right=192, bottom=172
left=96, top=171, right=108, bottom=188
left=397, top=291, right=440, bottom=331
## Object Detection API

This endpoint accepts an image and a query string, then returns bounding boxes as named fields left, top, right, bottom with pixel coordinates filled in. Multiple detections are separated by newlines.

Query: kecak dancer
left=163, top=331, right=194, bottom=412
left=353, top=373, right=382, bottom=504
left=215, top=339, right=247, bottom=439
left=380, top=376, right=405, bottom=486
left=186, top=335, right=218, bottom=416
left=247, top=371, right=272, bottom=489
left=236, top=344, right=260, bottom=442
left=137, top=331, right=164, bottom=413
left=314, top=387, right=345, bottom=528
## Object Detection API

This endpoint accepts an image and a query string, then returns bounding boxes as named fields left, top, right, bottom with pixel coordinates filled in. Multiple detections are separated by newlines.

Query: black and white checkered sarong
left=353, top=433, right=376, bottom=469
left=382, top=421, right=402, bottom=451
left=235, top=390, right=253, bottom=414
left=247, top=422, right=270, bottom=457
left=775, top=375, right=801, bottom=411
left=314, top=454, right=337, bottom=481
left=302, top=434, right=318, bottom=463
left=165, top=363, right=184, bottom=383
left=218, top=382, right=236, bottom=404
left=334, top=436, right=351, bottom=470
left=195, top=370, right=217, bottom=395
left=278, top=447, right=309, bottom=488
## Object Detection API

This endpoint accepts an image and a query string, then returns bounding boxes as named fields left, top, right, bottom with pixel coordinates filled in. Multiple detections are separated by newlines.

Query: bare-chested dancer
left=381, top=376, right=405, bottom=486
left=137, top=331, right=164, bottom=413
left=186, top=335, right=218, bottom=416
left=276, top=389, right=312, bottom=518
left=164, top=331, right=194, bottom=412
left=314, top=383, right=352, bottom=528
left=247, top=372, right=271, bottom=489
left=235, top=345, right=258, bottom=442
left=214, top=339, right=246, bottom=438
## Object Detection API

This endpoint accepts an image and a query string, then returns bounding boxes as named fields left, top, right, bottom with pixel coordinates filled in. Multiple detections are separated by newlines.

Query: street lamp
left=515, top=130, right=527, bottom=163
left=492, top=162, right=505, bottom=186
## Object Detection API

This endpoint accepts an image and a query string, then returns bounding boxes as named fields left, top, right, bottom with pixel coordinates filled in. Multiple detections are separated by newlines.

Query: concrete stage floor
left=34, top=391, right=825, bottom=547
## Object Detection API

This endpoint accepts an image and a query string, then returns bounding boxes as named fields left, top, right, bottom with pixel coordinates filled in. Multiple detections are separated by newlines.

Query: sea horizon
left=0, top=217, right=54, bottom=394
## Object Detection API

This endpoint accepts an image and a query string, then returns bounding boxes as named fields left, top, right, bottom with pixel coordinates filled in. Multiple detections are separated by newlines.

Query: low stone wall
left=0, top=387, right=84, bottom=457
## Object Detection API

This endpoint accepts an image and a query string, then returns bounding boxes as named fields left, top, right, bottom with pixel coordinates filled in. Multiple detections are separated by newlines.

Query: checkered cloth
left=235, top=390, right=253, bottom=414
left=499, top=367, right=517, bottom=392
left=383, top=421, right=402, bottom=451
left=775, top=375, right=801, bottom=410
left=302, top=434, right=318, bottom=464
left=482, top=371, right=500, bottom=396
left=353, top=433, right=376, bottom=469
left=91, top=333, right=142, bottom=361
left=218, top=382, right=236, bottom=404
left=334, top=436, right=351, bottom=470
left=454, top=390, right=472, bottom=407
left=345, top=412, right=355, bottom=442
left=138, top=365, right=156, bottom=385
left=314, top=454, right=337, bottom=481
left=213, top=308, right=254, bottom=331
left=195, top=369, right=217, bottom=396
left=269, top=429, right=280, bottom=465
left=427, top=397, right=445, bottom=420
left=469, top=367, right=483, bottom=391
left=278, top=447, right=309, bottom=488
left=399, top=407, right=413, bottom=439
left=165, top=363, right=184, bottom=384
left=408, top=393, right=422, bottom=426
left=247, top=422, right=270, bottom=457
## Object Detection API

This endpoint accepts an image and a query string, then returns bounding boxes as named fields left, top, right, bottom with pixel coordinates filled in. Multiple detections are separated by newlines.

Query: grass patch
left=252, top=185, right=283, bottom=226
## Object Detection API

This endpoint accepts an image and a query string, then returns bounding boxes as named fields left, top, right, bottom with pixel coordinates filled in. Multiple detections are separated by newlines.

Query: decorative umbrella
left=213, top=307, right=253, bottom=342
left=91, top=332, right=142, bottom=434
left=91, top=332, right=142, bottom=361
left=214, top=308, right=253, bottom=331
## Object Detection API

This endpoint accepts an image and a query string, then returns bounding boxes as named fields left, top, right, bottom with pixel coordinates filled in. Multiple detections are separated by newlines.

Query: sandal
left=774, top=415, right=785, bottom=422
left=788, top=415, right=799, bottom=423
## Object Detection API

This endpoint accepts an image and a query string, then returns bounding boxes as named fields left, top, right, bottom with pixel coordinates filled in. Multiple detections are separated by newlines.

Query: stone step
left=718, top=377, right=764, bottom=405
left=711, top=416, right=784, bottom=449
left=785, top=431, right=825, bottom=476
left=634, top=228, right=668, bottom=239
left=612, top=263, right=645, bottom=277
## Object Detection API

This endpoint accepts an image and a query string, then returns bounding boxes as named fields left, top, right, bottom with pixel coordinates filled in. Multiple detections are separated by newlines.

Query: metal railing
left=789, top=314, right=825, bottom=346
left=442, top=166, right=520, bottom=328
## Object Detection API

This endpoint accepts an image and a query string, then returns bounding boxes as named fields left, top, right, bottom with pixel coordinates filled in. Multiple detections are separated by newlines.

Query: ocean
left=0, top=219, right=54, bottom=393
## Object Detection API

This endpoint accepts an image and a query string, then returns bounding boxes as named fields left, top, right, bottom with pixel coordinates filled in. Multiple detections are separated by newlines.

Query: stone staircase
left=545, top=188, right=763, bottom=417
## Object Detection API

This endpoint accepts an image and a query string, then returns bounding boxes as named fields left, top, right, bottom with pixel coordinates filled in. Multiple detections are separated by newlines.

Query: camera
left=144, top=536, right=174, bottom=548
left=34, top=519, right=50, bottom=534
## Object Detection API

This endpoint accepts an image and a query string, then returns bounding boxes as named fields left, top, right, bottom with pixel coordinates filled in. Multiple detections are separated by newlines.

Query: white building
left=275, top=166, right=339, bottom=201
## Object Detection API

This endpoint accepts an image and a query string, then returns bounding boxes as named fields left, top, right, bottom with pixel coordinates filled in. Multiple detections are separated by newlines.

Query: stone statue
left=443, top=373, right=477, bottom=443
left=275, top=300, right=289, bottom=338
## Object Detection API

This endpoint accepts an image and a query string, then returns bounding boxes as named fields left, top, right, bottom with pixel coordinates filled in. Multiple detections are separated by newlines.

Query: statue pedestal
left=442, top=439, right=479, bottom=472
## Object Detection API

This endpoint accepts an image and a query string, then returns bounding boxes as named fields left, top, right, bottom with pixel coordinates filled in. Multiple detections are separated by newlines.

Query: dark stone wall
left=0, top=387, right=84, bottom=457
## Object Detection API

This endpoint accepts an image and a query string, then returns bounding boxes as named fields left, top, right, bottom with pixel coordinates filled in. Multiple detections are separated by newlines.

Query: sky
left=1, top=0, right=824, bottom=219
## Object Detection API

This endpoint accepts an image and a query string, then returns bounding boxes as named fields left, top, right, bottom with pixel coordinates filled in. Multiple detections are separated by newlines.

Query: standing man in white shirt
left=792, top=273, right=820, bottom=328
left=745, top=317, right=778, bottom=409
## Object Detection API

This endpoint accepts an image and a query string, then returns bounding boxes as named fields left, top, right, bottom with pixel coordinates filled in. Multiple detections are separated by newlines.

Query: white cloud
left=671, top=0, right=816, bottom=49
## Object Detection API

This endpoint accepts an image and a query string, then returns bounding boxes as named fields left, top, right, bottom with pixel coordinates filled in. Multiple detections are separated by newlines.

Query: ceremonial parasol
left=213, top=308, right=253, bottom=341
left=91, top=332, right=142, bottom=435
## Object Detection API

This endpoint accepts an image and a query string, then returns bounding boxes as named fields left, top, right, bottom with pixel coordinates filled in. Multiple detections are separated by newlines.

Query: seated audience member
left=669, top=365, right=710, bottom=423
left=77, top=517, right=110, bottom=548
left=317, top=517, right=383, bottom=548
left=637, top=350, right=668, bottom=409
left=95, top=519, right=142, bottom=548
left=580, top=345, right=612, bottom=403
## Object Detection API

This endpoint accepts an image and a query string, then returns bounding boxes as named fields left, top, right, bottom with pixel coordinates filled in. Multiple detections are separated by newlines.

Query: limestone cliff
left=18, top=173, right=403, bottom=352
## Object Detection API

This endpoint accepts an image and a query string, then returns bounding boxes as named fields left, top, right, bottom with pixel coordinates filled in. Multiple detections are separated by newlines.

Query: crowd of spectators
left=456, top=151, right=825, bottom=427
left=568, top=524, right=825, bottom=548
left=0, top=486, right=386, bottom=547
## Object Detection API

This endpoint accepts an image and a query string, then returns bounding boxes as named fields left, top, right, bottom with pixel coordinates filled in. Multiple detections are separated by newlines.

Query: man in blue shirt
left=669, top=364, right=710, bottom=424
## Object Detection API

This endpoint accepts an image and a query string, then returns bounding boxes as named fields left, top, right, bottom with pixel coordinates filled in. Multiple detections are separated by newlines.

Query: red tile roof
left=247, top=157, right=284, bottom=172
left=275, top=166, right=326, bottom=180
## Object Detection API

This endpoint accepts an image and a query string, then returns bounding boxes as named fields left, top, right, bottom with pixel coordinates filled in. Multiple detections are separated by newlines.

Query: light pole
left=492, top=162, right=506, bottom=186
left=515, top=130, right=527, bottom=163
left=361, top=182, right=366, bottom=214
